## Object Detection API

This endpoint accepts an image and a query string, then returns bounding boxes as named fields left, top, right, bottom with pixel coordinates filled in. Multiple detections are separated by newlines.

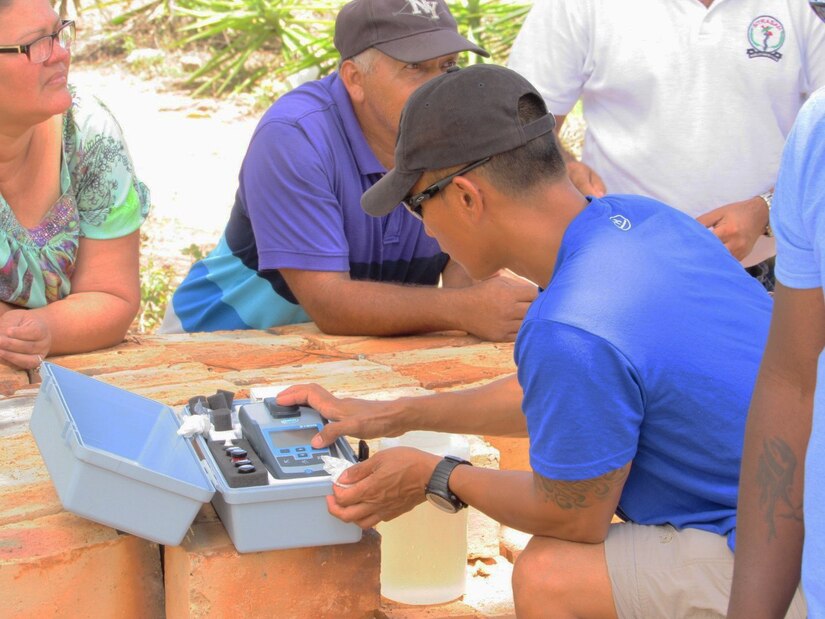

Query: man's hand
left=277, top=383, right=408, bottom=448
left=566, top=160, right=606, bottom=197
left=0, top=310, right=51, bottom=370
left=696, top=197, right=769, bottom=261
left=460, top=275, right=537, bottom=342
left=327, top=447, right=440, bottom=529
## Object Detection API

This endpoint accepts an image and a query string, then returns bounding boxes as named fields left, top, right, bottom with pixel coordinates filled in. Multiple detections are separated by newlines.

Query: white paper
left=321, top=455, right=355, bottom=488
left=177, top=414, right=213, bottom=437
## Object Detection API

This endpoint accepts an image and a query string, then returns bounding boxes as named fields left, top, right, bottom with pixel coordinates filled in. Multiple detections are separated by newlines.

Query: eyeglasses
left=402, top=157, right=491, bottom=221
left=0, top=20, right=75, bottom=64
left=812, top=1, right=825, bottom=22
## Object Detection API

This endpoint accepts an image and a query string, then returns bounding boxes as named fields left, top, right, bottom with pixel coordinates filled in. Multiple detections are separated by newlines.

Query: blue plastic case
left=29, top=363, right=362, bottom=551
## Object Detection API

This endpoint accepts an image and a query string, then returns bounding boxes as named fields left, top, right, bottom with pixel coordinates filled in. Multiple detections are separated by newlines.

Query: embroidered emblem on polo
left=397, top=0, right=440, bottom=20
left=610, top=215, right=632, bottom=231
left=746, top=15, right=785, bottom=62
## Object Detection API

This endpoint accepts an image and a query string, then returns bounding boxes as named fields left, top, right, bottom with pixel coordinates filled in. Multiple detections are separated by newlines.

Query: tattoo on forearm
left=534, top=465, right=630, bottom=510
left=756, top=437, right=804, bottom=540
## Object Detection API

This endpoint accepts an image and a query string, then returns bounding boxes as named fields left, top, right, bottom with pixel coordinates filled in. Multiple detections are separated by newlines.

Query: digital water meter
left=238, top=398, right=336, bottom=480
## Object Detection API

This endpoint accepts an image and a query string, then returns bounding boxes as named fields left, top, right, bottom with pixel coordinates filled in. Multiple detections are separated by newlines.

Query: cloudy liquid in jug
left=377, top=432, right=469, bottom=605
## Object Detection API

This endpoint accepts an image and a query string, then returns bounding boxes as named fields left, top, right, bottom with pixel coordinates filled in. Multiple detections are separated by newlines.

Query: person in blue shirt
left=729, top=4, right=825, bottom=618
left=277, top=64, right=807, bottom=618
left=160, top=0, right=536, bottom=340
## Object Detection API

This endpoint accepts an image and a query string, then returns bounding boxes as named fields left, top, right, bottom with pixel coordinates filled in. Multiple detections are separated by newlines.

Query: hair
left=476, top=94, right=567, bottom=195
left=339, top=47, right=380, bottom=73
left=0, top=0, right=11, bottom=9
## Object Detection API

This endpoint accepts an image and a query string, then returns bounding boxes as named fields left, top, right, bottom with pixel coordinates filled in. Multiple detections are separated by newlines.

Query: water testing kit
left=28, top=363, right=362, bottom=552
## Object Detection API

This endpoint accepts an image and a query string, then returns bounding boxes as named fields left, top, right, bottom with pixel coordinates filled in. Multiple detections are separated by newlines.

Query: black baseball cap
left=361, top=64, right=556, bottom=217
left=334, top=0, right=488, bottom=63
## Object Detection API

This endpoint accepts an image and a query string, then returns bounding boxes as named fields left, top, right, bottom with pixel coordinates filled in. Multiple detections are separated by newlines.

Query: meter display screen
left=269, top=428, right=318, bottom=449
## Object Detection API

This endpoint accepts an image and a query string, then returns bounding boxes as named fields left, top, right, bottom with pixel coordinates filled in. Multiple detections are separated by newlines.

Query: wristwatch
left=425, top=455, right=472, bottom=513
left=759, top=190, right=774, bottom=238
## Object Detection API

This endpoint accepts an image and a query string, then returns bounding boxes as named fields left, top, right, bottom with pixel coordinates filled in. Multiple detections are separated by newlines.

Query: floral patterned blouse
left=0, top=87, right=150, bottom=309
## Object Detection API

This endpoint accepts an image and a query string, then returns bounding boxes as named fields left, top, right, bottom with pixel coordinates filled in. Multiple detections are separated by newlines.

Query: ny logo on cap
left=400, top=0, right=440, bottom=20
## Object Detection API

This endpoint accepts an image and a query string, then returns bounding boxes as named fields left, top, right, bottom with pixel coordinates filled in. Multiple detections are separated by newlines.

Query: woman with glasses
left=0, top=0, right=149, bottom=372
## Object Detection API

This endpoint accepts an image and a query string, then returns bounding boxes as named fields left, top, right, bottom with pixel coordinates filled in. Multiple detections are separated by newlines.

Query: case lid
left=40, top=363, right=216, bottom=505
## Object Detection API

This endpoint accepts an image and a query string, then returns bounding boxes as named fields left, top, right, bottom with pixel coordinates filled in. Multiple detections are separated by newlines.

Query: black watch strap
left=426, top=455, right=471, bottom=511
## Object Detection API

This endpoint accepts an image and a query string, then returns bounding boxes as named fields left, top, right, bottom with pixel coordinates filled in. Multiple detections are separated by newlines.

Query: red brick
left=268, top=322, right=326, bottom=336
left=375, top=600, right=480, bottom=618
left=0, top=481, right=61, bottom=528
left=165, top=522, right=380, bottom=619
left=0, top=424, right=63, bottom=526
left=162, top=333, right=329, bottom=371
left=49, top=339, right=175, bottom=376
left=499, top=526, right=531, bottom=564
left=0, top=512, right=163, bottom=619
left=91, top=362, right=216, bottom=392
left=48, top=361, right=239, bottom=406
left=0, top=433, right=53, bottom=488
left=337, top=332, right=480, bottom=357
left=368, top=344, right=516, bottom=390
left=137, top=378, right=245, bottom=407
left=268, top=323, right=371, bottom=349
left=192, top=502, right=220, bottom=524
left=0, top=367, right=30, bottom=397
left=482, top=437, right=531, bottom=473
left=223, top=359, right=420, bottom=395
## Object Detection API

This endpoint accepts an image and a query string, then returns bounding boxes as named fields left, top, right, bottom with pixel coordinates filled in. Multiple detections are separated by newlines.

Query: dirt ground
left=70, top=61, right=261, bottom=278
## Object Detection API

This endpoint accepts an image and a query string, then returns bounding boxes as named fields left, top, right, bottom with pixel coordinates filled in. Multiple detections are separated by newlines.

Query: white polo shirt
left=508, top=0, right=825, bottom=266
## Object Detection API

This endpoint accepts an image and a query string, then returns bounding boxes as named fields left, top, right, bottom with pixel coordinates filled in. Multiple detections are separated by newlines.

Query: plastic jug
left=377, top=431, right=470, bottom=605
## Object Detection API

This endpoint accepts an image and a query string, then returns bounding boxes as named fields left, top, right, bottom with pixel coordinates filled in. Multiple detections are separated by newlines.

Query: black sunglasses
left=0, top=20, right=75, bottom=64
left=402, top=157, right=491, bottom=221
left=812, top=0, right=825, bottom=22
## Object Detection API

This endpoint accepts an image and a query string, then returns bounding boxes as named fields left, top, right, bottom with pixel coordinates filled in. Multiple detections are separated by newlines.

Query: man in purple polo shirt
left=161, top=0, right=537, bottom=340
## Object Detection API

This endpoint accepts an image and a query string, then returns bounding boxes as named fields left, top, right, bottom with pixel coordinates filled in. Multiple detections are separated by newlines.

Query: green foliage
left=108, top=0, right=177, bottom=25
left=105, top=0, right=532, bottom=97
left=181, top=242, right=211, bottom=262
left=53, top=0, right=83, bottom=16
left=136, top=256, right=176, bottom=334
left=177, top=1, right=342, bottom=97
left=134, top=242, right=214, bottom=334
left=447, top=0, right=532, bottom=64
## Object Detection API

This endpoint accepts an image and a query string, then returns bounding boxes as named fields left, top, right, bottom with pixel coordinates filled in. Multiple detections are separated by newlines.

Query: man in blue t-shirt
left=729, top=4, right=825, bottom=617
left=277, top=65, right=806, bottom=618
left=160, top=0, right=536, bottom=340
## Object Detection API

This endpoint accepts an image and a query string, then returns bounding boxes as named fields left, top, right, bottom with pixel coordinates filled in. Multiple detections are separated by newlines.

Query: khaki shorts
left=604, top=522, right=807, bottom=619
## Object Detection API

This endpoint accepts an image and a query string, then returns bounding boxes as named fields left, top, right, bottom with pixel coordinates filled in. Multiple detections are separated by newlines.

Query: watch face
left=426, top=492, right=460, bottom=513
